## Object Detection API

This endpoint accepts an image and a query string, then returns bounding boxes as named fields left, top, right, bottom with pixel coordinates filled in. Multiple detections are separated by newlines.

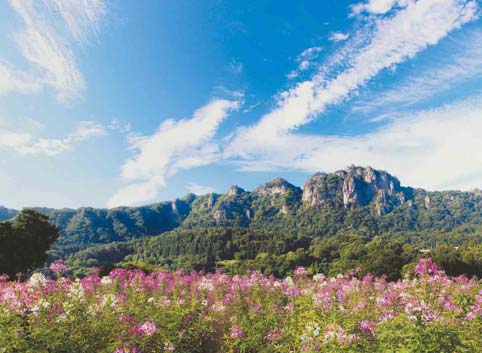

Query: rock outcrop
left=227, top=185, right=245, bottom=197
left=256, top=177, right=298, bottom=196
left=302, top=165, right=408, bottom=214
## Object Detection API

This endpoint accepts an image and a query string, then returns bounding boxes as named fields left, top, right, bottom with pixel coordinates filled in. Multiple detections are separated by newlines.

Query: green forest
left=2, top=167, right=482, bottom=279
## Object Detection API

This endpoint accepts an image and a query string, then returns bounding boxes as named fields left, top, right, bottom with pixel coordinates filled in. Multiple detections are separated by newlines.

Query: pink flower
left=139, top=320, right=157, bottom=336
left=266, top=328, right=283, bottom=341
left=293, top=267, right=308, bottom=276
left=415, top=258, right=439, bottom=276
left=163, top=343, right=175, bottom=351
left=113, top=345, right=140, bottom=353
left=49, top=260, right=67, bottom=273
left=230, top=324, right=244, bottom=338
left=119, top=314, right=134, bottom=325
left=358, top=320, right=377, bottom=335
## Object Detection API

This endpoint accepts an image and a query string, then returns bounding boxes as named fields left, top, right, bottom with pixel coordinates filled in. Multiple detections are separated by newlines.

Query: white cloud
left=0, top=0, right=105, bottom=102
left=186, top=182, right=216, bottom=195
left=227, top=0, right=479, bottom=159
left=229, top=96, right=482, bottom=191
left=354, top=28, right=482, bottom=111
left=0, top=130, right=31, bottom=148
left=47, top=0, right=106, bottom=42
left=298, top=47, right=323, bottom=61
left=351, top=0, right=406, bottom=16
left=226, top=60, right=243, bottom=75
left=287, top=46, right=323, bottom=79
left=0, top=60, right=41, bottom=94
left=0, top=120, right=106, bottom=157
left=329, top=32, right=350, bottom=42
left=107, top=118, right=132, bottom=134
left=107, top=99, right=240, bottom=208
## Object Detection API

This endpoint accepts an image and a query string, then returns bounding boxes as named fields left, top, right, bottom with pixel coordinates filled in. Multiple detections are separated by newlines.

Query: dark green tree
left=0, top=209, right=59, bottom=278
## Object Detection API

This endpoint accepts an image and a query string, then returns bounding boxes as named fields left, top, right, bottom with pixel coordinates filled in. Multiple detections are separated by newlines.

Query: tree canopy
left=0, top=209, right=59, bottom=278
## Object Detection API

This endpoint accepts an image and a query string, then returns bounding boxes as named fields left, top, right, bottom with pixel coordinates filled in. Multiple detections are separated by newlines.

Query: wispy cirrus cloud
left=351, top=0, right=401, bottom=15
left=0, top=120, right=106, bottom=157
left=226, top=0, right=479, bottom=160
left=0, top=0, right=106, bottom=102
left=328, top=32, right=349, bottom=42
left=186, top=182, right=216, bottom=195
left=107, top=99, right=240, bottom=207
left=230, top=95, right=482, bottom=191
left=354, top=28, right=482, bottom=112
left=287, top=46, right=323, bottom=79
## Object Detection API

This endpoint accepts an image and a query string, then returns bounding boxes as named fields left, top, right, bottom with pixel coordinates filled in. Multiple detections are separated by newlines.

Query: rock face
left=256, top=177, right=298, bottom=196
left=227, top=185, right=245, bottom=197
left=302, top=173, right=343, bottom=206
left=212, top=186, right=250, bottom=223
left=302, top=165, right=407, bottom=214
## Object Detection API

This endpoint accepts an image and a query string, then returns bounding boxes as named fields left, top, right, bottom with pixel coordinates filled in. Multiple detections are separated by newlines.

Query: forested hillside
left=2, top=165, right=472, bottom=278
left=3, top=166, right=482, bottom=277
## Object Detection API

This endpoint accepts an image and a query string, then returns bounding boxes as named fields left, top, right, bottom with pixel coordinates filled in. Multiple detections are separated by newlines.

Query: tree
left=0, top=209, right=59, bottom=278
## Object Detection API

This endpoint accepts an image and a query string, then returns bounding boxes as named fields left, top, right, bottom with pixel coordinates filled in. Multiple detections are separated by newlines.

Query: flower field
left=0, top=259, right=481, bottom=353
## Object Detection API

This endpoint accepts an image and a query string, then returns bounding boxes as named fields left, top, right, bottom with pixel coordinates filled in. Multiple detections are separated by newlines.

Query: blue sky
left=1, top=0, right=482, bottom=209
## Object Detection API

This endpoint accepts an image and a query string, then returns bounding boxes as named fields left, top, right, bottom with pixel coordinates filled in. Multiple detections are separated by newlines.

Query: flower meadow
left=0, top=259, right=481, bottom=353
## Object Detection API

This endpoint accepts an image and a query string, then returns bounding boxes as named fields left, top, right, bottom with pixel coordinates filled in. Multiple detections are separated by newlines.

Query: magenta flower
left=266, top=328, right=283, bottom=341
left=139, top=320, right=157, bottom=336
left=163, top=343, right=175, bottom=351
left=230, top=324, right=244, bottom=338
left=293, top=266, right=308, bottom=276
left=113, top=345, right=140, bottom=353
left=49, top=260, right=67, bottom=273
left=358, top=320, right=377, bottom=335
left=415, top=258, right=439, bottom=276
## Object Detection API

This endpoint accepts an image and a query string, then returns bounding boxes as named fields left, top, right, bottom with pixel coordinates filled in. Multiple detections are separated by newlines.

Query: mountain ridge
left=3, top=166, right=482, bottom=258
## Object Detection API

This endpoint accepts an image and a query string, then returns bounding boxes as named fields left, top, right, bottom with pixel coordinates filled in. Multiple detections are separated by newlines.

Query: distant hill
left=36, top=166, right=480, bottom=249
left=7, top=166, right=482, bottom=276
left=0, top=206, right=17, bottom=221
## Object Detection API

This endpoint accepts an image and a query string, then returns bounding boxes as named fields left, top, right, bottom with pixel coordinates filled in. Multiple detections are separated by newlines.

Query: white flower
left=31, top=305, right=40, bottom=316
left=68, top=282, right=85, bottom=299
left=29, top=273, right=46, bottom=287
left=55, top=314, right=67, bottom=323
left=101, top=276, right=113, bottom=285
left=284, top=276, right=294, bottom=286
left=101, top=294, right=118, bottom=308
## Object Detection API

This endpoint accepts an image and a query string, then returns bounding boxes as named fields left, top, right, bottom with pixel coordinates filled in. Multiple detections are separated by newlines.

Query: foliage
left=5, top=169, right=481, bottom=279
left=0, top=210, right=58, bottom=278
left=34, top=176, right=482, bottom=261
left=64, top=227, right=482, bottom=280
left=0, top=259, right=481, bottom=352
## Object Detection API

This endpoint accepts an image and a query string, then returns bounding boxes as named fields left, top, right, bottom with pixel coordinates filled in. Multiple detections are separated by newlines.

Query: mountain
left=6, top=165, right=481, bottom=276
left=34, top=200, right=192, bottom=254
left=21, top=166, right=477, bottom=262
left=0, top=206, right=18, bottom=221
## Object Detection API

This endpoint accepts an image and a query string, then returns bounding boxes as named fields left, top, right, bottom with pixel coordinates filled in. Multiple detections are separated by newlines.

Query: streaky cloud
left=0, top=0, right=106, bottom=102
left=226, top=0, right=479, bottom=158
left=107, top=99, right=241, bottom=208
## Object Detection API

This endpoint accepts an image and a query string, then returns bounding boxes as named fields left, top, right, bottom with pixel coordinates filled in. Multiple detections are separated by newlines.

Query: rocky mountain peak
left=302, top=166, right=406, bottom=214
left=256, top=177, right=298, bottom=196
left=227, top=185, right=245, bottom=197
